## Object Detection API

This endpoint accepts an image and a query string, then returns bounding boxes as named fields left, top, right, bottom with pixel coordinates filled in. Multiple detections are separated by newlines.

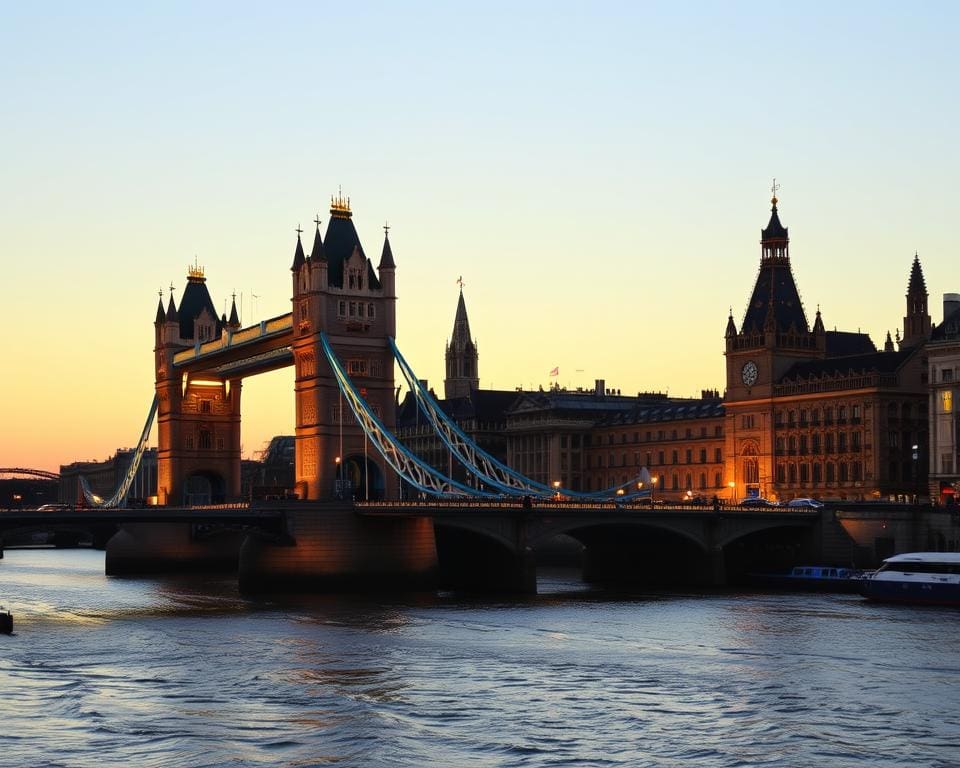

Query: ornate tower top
left=739, top=188, right=807, bottom=336
left=187, top=257, right=206, bottom=282
left=330, top=187, right=352, bottom=220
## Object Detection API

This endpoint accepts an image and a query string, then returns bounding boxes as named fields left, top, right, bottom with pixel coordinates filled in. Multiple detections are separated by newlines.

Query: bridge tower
left=154, top=267, right=242, bottom=505
left=290, top=196, right=399, bottom=500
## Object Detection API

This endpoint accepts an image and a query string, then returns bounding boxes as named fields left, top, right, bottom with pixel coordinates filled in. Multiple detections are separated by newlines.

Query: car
left=739, top=497, right=774, bottom=507
left=37, top=503, right=72, bottom=512
left=786, top=498, right=824, bottom=509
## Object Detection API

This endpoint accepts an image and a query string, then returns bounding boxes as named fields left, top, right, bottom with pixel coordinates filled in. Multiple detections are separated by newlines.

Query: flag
left=549, top=367, right=559, bottom=377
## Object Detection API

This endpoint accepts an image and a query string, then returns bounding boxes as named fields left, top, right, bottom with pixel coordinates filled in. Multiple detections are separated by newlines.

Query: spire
left=740, top=188, right=808, bottom=336
left=228, top=294, right=240, bottom=328
left=761, top=180, right=789, bottom=254
left=291, top=228, right=306, bottom=271
left=155, top=297, right=165, bottom=325
left=378, top=222, right=395, bottom=270
left=902, top=252, right=931, bottom=347
left=812, top=307, right=825, bottom=334
left=725, top=309, right=737, bottom=338
left=310, top=217, right=325, bottom=262
left=884, top=330, right=895, bottom=352
left=165, top=295, right=178, bottom=322
left=907, top=252, right=927, bottom=296
left=444, top=286, right=479, bottom=399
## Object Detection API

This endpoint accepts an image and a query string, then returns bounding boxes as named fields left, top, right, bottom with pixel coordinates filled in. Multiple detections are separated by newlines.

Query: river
left=1, top=548, right=958, bottom=767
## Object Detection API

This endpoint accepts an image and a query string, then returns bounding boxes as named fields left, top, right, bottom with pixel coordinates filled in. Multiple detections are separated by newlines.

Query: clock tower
left=724, top=187, right=824, bottom=498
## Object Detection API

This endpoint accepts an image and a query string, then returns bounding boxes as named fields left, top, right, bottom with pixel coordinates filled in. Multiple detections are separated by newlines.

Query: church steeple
left=902, top=252, right=931, bottom=348
left=444, top=283, right=479, bottom=399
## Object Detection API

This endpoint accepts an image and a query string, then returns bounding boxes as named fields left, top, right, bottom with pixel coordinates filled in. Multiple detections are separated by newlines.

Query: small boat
left=749, top=565, right=869, bottom=592
left=860, top=552, right=960, bottom=606
left=0, top=607, right=12, bottom=634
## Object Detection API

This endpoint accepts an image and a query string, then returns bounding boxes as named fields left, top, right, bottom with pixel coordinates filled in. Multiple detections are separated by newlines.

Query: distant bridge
left=0, top=468, right=60, bottom=481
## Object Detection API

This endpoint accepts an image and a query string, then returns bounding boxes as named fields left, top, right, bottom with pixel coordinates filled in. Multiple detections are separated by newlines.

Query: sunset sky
left=2, top=3, right=958, bottom=472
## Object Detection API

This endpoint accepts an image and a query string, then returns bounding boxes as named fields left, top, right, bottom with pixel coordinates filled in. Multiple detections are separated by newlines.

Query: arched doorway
left=342, top=454, right=385, bottom=501
left=184, top=471, right=226, bottom=506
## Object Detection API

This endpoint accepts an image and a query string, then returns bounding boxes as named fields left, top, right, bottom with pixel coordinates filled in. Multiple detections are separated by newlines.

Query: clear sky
left=1, top=2, right=958, bottom=472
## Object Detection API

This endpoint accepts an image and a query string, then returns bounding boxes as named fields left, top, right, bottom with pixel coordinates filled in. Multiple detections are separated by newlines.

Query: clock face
left=741, top=361, right=758, bottom=386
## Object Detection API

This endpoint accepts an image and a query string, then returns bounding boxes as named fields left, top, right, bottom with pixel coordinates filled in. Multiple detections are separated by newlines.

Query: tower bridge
left=33, top=190, right=944, bottom=593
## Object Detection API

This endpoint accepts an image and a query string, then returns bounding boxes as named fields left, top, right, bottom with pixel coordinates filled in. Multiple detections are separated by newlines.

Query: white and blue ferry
left=860, top=552, right=960, bottom=606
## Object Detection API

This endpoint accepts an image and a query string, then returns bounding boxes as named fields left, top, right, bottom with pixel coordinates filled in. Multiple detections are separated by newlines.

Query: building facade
left=926, top=293, right=960, bottom=503
left=723, top=195, right=929, bottom=502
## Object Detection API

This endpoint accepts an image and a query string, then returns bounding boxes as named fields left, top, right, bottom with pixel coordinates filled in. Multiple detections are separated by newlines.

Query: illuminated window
left=943, top=390, right=953, bottom=413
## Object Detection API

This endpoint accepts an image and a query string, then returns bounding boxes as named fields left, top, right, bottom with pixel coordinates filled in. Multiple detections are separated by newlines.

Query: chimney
left=595, top=379, right=605, bottom=397
left=944, top=293, right=960, bottom=322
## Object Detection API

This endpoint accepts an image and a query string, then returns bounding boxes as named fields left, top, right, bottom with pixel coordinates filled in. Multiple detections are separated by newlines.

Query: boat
left=860, top=552, right=960, bottom=606
left=749, top=565, right=869, bottom=592
left=0, top=607, right=12, bottom=634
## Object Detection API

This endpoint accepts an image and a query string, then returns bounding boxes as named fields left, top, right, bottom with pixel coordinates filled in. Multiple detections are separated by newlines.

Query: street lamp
left=12, top=493, right=22, bottom=510
left=912, top=444, right=920, bottom=503
left=334, top=456, right=342, bottom=499
left=553, top=480, right=561, bottom=501
left=651, top=476, right=658, bottom=505
left=728, top=480, right=736, bottom=502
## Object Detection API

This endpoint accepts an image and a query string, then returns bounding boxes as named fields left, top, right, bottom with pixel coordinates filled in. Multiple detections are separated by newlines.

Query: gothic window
left=838, top=432, right=847, bottom=452
left=200, top=400, right=211, bottom=414
left=685, top=449, right=692, bottom=464
left=699, top=449, right=707, bottom=463
left=839, top=462, right=849, bottom=482
left=942, top=391, right=953, bottom=413
left=714, top=472, right=722, bottom=488
left=699, top=473, right=706, bottom=489
left=776, top=464, right=785, bottom=483
left=812, top=433, right=821, bottom=453
left=826, top=462, right=836, bottom=482
left=799, top=435, right=807, bottom=454
left=671, top=473, right=679, bottom=490
left=368, top=303, right=376, bottom=318
left=199, top=430, right=212, bottom=450
left=788, top=464, right=797, bottom=484
left=685, top=473, right=692, bottom=490
left=825, top=433, right=834, bottom=453
left=714, top=448, right=722, bottom=462
left=776, top=437, right=785, bottom=453
left=744, top=459, right=759, bottom=484
left=338, top=301, right=346, bottom=317
left=852, top=461, right=863, bottom=481
left=788, top=436, right=797, bottom=453
left=671, top=450, right=678, bottom=464
left=800, top=463, right=809, bottom=482
left=813, top=463, right=822, bottom=483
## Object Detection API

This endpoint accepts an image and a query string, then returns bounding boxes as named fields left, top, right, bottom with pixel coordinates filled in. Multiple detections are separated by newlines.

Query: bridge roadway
left=0, top=504, right=288, bottom=541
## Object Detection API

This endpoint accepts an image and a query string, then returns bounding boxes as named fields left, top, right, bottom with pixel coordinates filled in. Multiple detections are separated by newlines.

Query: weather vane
left=771, top=177, right=780, bottom=202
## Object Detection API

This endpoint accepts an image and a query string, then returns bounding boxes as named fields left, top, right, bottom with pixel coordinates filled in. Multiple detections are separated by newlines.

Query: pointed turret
left=166, top=295, right=178, bottom=323
left=884, top=331, right=895, bottom=352
left=444, top=285, right=479, bottom=399
left=812, top=308, right=825, bottom=335
left=155, top=298, right=166, bottom=325
left=902, top=252, right=931, bottom=348
left=378, top=229, right=396, bottom=270
left=291, top=231, right=306, bottom=271
left=310, top=221, right=325, bottom=262
left=228, top=294, right=240, bottom=329
left=725, top=310, right=737, bottom=339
